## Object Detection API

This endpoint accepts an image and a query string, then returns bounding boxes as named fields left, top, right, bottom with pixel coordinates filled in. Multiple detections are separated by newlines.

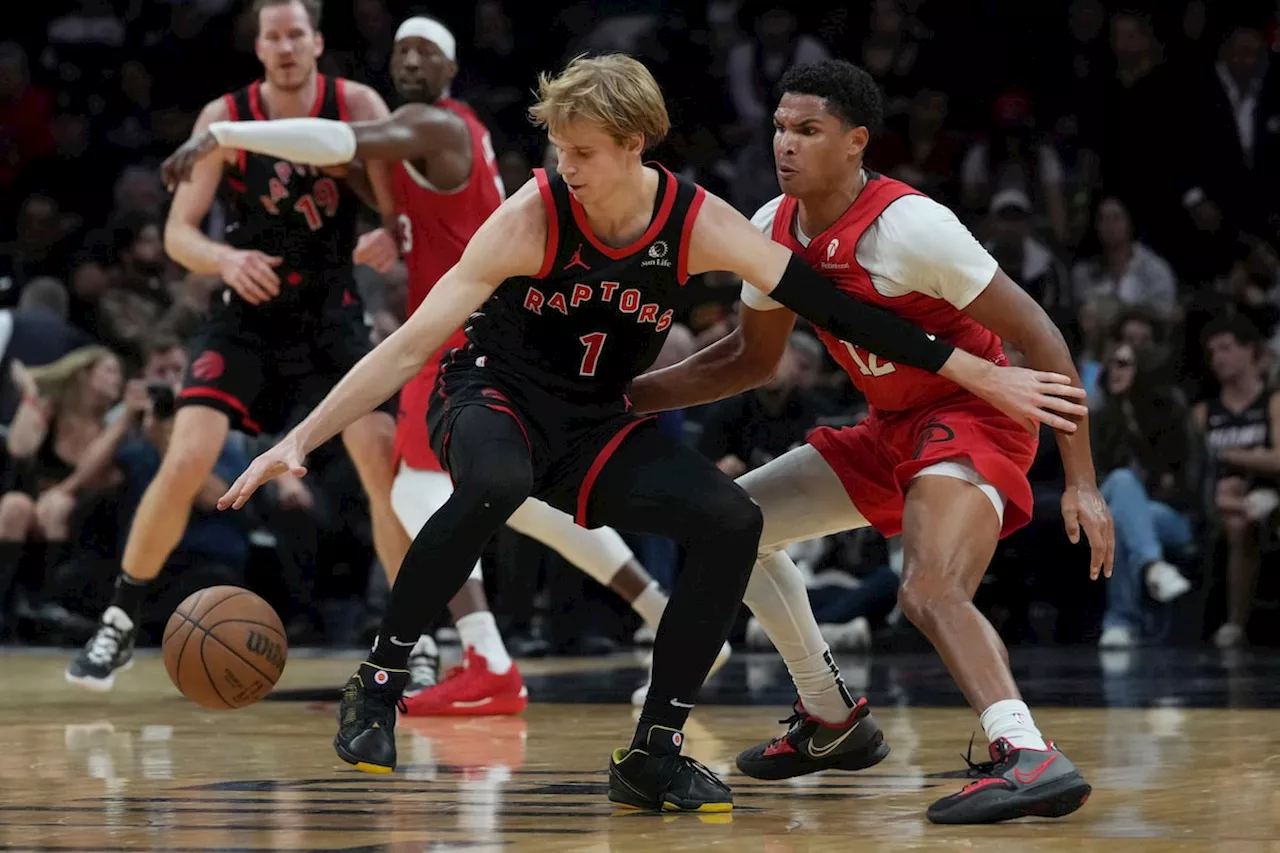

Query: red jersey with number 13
left=391, top=97, right=504, bottom=470
left=769, top=173, right=1007, bottom=413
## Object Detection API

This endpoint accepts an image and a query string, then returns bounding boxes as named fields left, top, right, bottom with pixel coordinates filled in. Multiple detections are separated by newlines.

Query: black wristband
left=767, top=254, right=955, bottom=373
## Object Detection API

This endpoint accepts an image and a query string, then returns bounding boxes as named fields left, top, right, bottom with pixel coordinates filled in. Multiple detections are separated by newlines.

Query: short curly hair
left=776, top=60, right=884, bottom=135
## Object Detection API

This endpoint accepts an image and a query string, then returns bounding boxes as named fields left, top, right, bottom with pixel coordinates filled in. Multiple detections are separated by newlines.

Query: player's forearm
left=164, top=222, right=232, bottom=275
left=629, top=330, right=774, bottom=414
left=763, top=255, right=955, bottom=373
left=208, top=118, right=425, bottom=166
left=1012, top=317, right=1096, bottom=484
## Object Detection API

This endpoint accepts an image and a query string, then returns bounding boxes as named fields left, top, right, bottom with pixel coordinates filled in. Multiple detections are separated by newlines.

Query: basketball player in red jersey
left=214, top=55, right=1084, bottom=809
left=65, top=0, right=414, bottom=691
left=631, top=60, right=1112, bottom=824
left=167, top=18, right=727, bottom=713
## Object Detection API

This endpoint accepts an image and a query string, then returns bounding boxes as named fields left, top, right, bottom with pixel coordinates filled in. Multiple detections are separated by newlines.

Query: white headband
left=394, top=17, right=456, bottom=61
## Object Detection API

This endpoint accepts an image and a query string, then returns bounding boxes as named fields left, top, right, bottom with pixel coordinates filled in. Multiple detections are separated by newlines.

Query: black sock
left=109, top=572, right=150, bottom=623
left=369, top=406, right=532, bottom=673
left=0, top=542, right=21, bottom=608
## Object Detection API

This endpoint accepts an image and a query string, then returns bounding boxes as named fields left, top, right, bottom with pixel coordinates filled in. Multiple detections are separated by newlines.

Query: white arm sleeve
left=209, top=119, right=358, bottom=166
left=857, top=195, right=998, bottom=309
left=739, top=195, right=787, bottom=312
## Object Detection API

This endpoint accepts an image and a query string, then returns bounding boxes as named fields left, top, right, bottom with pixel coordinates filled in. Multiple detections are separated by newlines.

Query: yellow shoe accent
left=661, top=799, right=732, bottom=813
left=352, top=761, right=393, bottom=775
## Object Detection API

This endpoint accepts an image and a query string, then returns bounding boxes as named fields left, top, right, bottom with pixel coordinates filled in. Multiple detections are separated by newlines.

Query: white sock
left=630, top=581, right=668, bottom=630
left=979, top=699, right=1047, bottom=751
left=743, top=551, right=852, bottom=724
left=455, top=612, right=512, bottom=674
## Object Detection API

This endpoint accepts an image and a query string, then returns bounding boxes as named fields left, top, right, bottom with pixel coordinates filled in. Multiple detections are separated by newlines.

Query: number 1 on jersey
left=579, top=332, right=607, bottom=376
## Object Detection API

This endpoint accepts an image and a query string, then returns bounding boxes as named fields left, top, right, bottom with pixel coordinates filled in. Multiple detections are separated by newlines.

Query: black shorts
left=178, top=298, right=396, bottom=436
left=427, top=350, right=652, bottom=526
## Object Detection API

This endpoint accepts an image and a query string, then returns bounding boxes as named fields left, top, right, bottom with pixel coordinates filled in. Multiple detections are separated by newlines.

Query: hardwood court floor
left=1, top=649, right=1278, bottom=852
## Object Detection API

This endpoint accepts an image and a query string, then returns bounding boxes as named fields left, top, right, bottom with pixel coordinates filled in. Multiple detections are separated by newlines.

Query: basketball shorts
left=178, top=298, right=396, bottom=436
left=807, top=394, right=1038, bottom=539
left=426, top=349, right=651, bottom=527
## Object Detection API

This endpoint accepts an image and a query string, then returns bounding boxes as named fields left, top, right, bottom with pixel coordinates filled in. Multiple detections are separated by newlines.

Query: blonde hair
left=529, top=54, right=670, bottom=151
left=28, top=346, right=117, bottom=408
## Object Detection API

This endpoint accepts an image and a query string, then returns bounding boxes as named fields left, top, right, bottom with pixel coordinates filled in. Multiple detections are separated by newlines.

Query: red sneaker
left=401, top=647, right=528, bottom=717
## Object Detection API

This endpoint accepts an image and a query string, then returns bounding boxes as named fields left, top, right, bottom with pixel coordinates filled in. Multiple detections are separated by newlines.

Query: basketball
left=162, top=586, right=288, bottom=710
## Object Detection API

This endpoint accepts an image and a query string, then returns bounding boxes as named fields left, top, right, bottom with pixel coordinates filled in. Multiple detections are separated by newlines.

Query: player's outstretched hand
left=161, top=131, right=221, bottom=190
left=354, top=227, right=399, bottom=273
left=219, top=249, right=283, bottom=305
left=1061, top=482, right=1114, bottom=580
left=973, top=367, right=1088, bottom=435
left=218, top=437, right=307, bottom=512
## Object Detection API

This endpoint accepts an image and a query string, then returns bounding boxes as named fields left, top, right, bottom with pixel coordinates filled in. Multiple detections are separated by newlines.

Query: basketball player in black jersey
left=1193, top=315, right=1280, bottom=648
left=217, top=55, right=1086, bottom=810
left=65, top=0, right=412, bottom=690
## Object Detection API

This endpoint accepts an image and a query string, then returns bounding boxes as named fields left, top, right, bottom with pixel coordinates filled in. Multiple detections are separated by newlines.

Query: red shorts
left=807, top=394, right=1038, bottom=539
left=394, top=363, right=443, bottom=472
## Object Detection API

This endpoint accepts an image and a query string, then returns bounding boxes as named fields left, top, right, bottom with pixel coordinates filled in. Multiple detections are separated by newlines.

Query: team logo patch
left=672, top=731, right=683, bottom=748
left=826, top=238, right=840, bottom=260
left=373, top=669, right=390, bottom=686
left=912, top=418, right=956, bottom=460
left=191, top=351, right=225, bottom=382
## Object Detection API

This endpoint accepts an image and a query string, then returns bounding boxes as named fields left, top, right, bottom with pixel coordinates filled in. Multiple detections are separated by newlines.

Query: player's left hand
left=354, top=227, right=399, bottom=273
left=162, top=131, right=221, bottom=190
left=218, top=436, right=308, bottom=511
left=1061, top=481, right=1113, bottom=580
left=970, top=366, right=1089, bottom=435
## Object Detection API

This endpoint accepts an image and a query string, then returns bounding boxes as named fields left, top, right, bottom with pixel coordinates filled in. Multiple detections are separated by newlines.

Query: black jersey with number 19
left=464, top=165, right=705, bottom=403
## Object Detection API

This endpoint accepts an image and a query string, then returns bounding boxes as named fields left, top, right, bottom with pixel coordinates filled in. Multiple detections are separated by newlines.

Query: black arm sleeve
left=766, top=254, right=955, bottom=373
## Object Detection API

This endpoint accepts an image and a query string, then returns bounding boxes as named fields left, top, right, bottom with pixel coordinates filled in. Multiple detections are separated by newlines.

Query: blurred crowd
left=3, top=0, right=1280, bottom=656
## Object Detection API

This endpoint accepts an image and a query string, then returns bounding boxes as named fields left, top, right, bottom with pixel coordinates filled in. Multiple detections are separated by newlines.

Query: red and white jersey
left=392, top=97, right=504, bottom=470
left=742, top=172, right=1005, bottom=413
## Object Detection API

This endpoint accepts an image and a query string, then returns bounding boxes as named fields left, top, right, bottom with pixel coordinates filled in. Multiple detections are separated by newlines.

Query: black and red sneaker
left=926, top=737, right=1091, bottom=825
left=735, top=698, right=890, bottom=781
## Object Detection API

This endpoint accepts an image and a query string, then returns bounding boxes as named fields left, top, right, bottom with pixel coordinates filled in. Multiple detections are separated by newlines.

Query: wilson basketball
left=163, top=585, right=288, bottom=710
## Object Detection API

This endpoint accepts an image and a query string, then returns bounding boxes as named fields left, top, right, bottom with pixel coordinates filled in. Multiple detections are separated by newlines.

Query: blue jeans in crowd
left=1100, top=468, right=1192, bottom=632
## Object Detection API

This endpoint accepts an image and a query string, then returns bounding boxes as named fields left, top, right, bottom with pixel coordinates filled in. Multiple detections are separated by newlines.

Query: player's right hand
left=219, top=249, right=283, bottom=304
left=218, top=436, right=307, bottom=511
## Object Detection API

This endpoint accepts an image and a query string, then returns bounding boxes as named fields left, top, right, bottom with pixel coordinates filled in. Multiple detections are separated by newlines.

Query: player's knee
left=453, top=453, right=532, bottom=521
left=697, top=484, right=764, bottom=544
left=896, top=568, right=963, bottom=629
left=0, top=492, right=35, bottom=540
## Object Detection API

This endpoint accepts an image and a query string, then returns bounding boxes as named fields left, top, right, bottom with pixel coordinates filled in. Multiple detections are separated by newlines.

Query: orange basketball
left=163, top=585, right=288, bottom=709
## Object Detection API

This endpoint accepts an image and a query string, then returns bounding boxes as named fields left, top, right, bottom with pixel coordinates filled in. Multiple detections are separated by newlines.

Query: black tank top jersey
left=1205, top=389, right=1275, bottom=480
left=464, top=165, right=705, bottom=403
left=218, top=75, right=359, bottom=313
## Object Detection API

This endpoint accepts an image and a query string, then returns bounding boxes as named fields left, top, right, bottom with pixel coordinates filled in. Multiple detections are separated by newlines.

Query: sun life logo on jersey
left=821, top=237, right=850, bottom=271
left=641, top=240, right=671, bottom=269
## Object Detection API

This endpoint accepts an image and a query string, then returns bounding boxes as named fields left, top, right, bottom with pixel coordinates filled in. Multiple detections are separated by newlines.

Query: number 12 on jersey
left=842, top=341, right=897, bottom=377
left=579, top=332, right=608, bottom=376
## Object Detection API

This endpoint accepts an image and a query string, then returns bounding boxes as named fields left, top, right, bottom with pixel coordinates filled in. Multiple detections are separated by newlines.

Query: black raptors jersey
left=219, top=75, right=359, bottom=314
left=465, top=165, right=705, bottom=403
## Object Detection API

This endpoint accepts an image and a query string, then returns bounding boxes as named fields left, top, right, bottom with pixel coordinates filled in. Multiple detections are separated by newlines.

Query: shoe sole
left=401, top=695, right=529, bottom=717
left=64, top=657, right=135, bottom=693
left=333, top=737, right=394, bottom=775
left=927, top=774, right=1093, bottom=825
left=608, top=792, right=733, bottom=813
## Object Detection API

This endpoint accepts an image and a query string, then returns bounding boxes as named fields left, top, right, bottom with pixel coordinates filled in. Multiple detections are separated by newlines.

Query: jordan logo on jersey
left=563, top=245, right=591, bottom=271
left=522, top=281, right=673, bottom=332
left=641, top=240, right=671, bottom=269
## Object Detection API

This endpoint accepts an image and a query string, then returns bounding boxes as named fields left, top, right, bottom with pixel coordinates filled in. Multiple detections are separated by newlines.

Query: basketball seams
left=201, top=625, right=278, bottom=684
left=196, top=633, right=237, bottom=709
left=191, top=589, right=256, bottom=623
left=164, top=587, right=206, bottom=644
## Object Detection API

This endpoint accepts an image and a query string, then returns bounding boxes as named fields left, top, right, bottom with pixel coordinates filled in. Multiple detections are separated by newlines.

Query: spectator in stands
left=1072, top=196, right=1179, bottom=321
left=1193, top=316, right=1280, bottom=648
left=962, top=89, right=1069, bottom=245
left=860, top=0, right=925, bottom=121
left=1093, top=342, right=1195, bottom=648
left=0, top=195, right=80, bottom=306
left=984, top=188, right=1073, bottom=328
left=0, top=346, right=122, bottom=616
left=0, top=43, right=54, bottom=218
left=1181, top=24, right=1279, bottom=270
left=871, top=87, right=965, bottom=205
left=0, top=278, right=93, bottom=424
left=1076, top=293, right=1122, bottom=404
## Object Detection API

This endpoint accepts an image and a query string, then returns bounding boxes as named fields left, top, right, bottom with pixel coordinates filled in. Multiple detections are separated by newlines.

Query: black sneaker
left=65, top=606, right=137, bottom=692
left=736, top=698, right=890, bottom=780
left=402, top=635, right=439, bottom=698
left=609, top=725, right=733, bottom=813
left=333, top=662, right=409, bottom=774
left=927, top=737, right=1091, bottom=825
